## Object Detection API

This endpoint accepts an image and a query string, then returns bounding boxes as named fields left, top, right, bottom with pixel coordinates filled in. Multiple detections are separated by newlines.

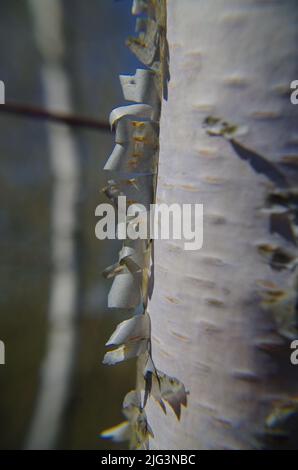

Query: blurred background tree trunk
left=25, top=0, right=81, bottom=449
left=0, top=0, right=137, bottom=450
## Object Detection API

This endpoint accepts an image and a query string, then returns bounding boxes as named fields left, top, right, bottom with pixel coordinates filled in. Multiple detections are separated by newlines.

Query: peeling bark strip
left=100, top=1, right=187, bottom=450
left=146, top=0, right=298, bottom=450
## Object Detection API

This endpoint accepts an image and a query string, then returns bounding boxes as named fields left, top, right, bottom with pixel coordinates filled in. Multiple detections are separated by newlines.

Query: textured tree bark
left=147, top=0, right=298, bottom=450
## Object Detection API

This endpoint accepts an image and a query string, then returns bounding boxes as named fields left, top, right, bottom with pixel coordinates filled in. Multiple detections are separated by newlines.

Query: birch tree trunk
left=146, top=0, right=298, bottom=450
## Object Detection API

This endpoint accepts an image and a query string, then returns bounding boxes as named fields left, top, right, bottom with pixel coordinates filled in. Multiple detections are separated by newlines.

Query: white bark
left=147, top=0, right=298, bottom=450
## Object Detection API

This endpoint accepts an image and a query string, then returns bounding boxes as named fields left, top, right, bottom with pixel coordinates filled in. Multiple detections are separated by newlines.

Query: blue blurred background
left=0, top=0, right=139, bottom=449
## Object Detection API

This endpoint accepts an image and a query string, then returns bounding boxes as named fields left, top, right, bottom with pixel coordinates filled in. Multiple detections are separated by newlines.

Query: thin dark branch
left=0, top=102, right=111, bottom=132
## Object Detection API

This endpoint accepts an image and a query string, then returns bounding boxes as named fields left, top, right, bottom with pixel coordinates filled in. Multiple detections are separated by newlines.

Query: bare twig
left=0, top=102, right=111, bottom=132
